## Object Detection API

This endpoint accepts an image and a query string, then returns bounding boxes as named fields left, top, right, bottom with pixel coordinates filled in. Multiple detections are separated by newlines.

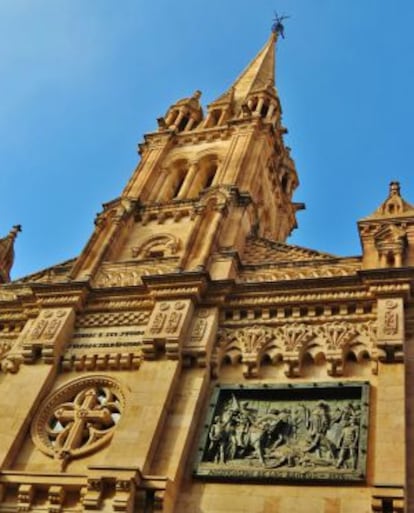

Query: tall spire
left=210, top=32, right=277, bottom=113
left=0, top=225, right=21, bottom=283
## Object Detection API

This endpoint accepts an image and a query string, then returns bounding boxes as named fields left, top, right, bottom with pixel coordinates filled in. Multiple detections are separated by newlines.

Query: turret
left=358, top=182, right=414, bottom=269
left=157, top=90, right=203, bottom=132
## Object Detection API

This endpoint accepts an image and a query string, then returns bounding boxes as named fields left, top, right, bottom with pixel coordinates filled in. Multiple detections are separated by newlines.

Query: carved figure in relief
left=207, top=416, right=230, bottom=464
left=336, top=418, right=359, bottom=469
left=304, top=401, right=335, bottom=460
left=200, top=394, right=363, bottom=474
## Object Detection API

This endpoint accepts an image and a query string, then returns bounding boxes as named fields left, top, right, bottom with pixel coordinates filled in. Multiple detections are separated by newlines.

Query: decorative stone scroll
left=31, top=376, right=124, bottom=466
left=194, top=382, right=369, bottom=483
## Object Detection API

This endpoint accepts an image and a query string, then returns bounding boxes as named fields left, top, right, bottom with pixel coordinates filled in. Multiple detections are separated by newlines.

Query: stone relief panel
left=194, top=382, right=369, bottom=483
left=31, top=376, right=124, bottom=468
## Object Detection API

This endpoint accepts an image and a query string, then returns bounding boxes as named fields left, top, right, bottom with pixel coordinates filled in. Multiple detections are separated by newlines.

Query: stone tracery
left=31, top=377, right=124, bottom=464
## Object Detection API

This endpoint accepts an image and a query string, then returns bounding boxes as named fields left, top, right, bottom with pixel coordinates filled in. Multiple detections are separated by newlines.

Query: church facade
left=0, top=31, right=412, bottom=513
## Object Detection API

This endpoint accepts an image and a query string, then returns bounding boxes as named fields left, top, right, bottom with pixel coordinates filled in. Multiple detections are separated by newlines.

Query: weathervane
left=271, top=12, right=290, bottom=38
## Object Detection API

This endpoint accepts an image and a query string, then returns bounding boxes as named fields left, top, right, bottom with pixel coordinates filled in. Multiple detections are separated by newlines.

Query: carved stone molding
left=214, top=320, right=376, bottom=378
left=93, top=262, right=177, bottom=288
left=239, top=263, right=361, bottom=282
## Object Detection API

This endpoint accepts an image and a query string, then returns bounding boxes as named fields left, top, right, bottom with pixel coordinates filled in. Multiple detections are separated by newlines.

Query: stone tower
left=0, top=30, right=412, bottom=513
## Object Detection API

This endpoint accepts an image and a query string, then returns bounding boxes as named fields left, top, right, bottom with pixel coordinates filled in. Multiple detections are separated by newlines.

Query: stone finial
left=0, top=225, right=21, bottom=283
left=389, top=181, right=401, bottom=198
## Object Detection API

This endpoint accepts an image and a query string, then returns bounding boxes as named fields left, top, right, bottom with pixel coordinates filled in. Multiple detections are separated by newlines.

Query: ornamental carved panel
left=194, top=382, right=369, bottom=483
left=377, top=298, right=404, bottom=341
left=31, top=376, right=124, bottom=465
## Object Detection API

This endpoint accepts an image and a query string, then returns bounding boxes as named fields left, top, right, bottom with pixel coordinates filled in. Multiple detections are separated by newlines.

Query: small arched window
left=172, top=172, right=186, bottom=198
left=260, top=102, right=270, bottom=118
left=203, top=163, right=217, bottom=189
left=178, top=115, right=190, bottom=132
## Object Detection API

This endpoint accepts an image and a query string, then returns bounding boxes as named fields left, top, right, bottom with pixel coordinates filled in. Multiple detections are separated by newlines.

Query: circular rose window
left=31, top=376, right=124, bottom=461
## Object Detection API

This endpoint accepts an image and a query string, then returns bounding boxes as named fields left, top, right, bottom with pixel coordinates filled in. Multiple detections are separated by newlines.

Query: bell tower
left=70, top=31, right=302, bottom=283
left=1, top=21, right=412, bottom=513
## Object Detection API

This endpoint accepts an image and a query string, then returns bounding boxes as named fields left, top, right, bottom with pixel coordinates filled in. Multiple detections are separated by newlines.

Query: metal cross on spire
left=271, top=12, right=290, bottom=38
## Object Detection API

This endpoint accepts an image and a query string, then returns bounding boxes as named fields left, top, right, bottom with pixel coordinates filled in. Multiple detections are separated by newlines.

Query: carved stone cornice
left=142, top=271, right=209, bottom=302
left=31, top=283, right=89, bottom=311
left=225, top=288, right=374, bottom=307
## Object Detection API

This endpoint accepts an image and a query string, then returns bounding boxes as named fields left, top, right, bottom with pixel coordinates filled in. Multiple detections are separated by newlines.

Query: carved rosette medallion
left=31, top=376, right=124, bottom=462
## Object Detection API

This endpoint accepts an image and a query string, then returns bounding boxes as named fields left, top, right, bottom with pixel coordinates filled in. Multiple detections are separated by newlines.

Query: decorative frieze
left=214, top=320, right=376, bottom=378
left=93, top=262, right=177, bottom=288
left=239, top=263, right=361, bottom=282
left=76, top=311, right=149, bottom=328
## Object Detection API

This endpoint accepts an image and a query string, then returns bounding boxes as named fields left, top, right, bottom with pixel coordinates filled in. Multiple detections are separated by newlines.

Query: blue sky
left=1, top=0, right=414, bottom=279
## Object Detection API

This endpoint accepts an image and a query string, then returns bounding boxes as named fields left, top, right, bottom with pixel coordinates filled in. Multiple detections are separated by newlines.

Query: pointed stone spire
left=210, top=32, right=278, bottom=115
left=0, top=225, right=21, bottom=283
